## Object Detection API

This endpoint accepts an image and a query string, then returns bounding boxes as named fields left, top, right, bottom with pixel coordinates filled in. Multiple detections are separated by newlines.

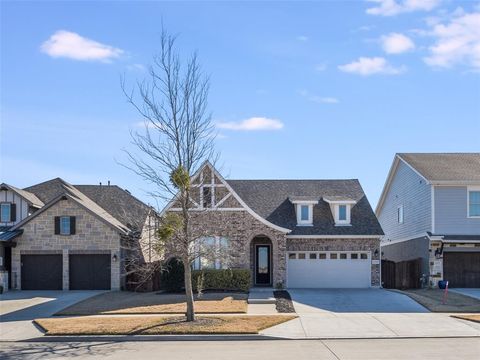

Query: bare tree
left=121, top=29, right=219, bottom=322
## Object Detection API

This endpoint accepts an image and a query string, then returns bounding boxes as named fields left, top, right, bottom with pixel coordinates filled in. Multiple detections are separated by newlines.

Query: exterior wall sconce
left=112, top=254, right=118, bottom=262
left=374, top=249, right=379, bottom=258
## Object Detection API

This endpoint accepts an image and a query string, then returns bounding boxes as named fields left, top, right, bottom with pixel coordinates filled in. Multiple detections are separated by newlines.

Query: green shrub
left=191, top=269, right=251, bottom=292
left=161, top=258, right=185, bottom=292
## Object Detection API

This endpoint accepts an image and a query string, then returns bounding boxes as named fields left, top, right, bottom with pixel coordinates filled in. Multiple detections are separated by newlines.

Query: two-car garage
left=287, top=251, right=372, bottom=288
left=21, top=254, right=112, bottom=290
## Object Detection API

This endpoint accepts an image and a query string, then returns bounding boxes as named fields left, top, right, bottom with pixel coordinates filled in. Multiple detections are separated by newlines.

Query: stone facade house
left=377, top=153, right=480, bottom=288
left=162, top=162, right=383, bottom=288
left=0, top=178, right=155, bottom=291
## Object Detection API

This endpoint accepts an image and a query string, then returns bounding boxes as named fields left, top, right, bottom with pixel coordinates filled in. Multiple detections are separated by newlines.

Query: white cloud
left=366, top=0, right=441, bottom=16
left=299, top=90, right=339, bottom=104
left=381, top=33, right=415, bottom=54
left=297, top=35, right=309, bottom=42
left=424, top=11, right=480, bottom=70
left=127, top=63, right=146, bottom=71
left=338, top=57, right=406, bottom=75
left=217, top=117, right=284, bottom=131
left=41, top=30, right=123, bottom=62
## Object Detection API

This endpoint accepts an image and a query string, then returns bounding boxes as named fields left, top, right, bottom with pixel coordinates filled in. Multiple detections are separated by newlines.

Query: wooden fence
left=382, top=258, right=422, bottom=289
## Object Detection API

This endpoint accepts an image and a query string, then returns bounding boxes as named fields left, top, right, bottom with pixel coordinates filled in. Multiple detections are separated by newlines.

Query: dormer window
left=289, top=198, right=318, bottom=226
left=324, top=197, right=356, bottom=226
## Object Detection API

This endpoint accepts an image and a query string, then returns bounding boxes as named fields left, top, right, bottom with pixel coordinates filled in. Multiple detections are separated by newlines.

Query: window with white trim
left=295, top=203, right=313, bottom=225
left=397, top=205, right=404, bottom=224
left=334, top=204, right=351, bottom=225
left=468, top=189, right=480, bottom=217
left=192, top=236, right=230, bottom=270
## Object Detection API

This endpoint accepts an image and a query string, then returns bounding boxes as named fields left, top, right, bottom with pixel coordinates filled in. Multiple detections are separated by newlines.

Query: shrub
left=161, top=258, right=185, bottom=292
left=191, top=269, right=251, bottom=292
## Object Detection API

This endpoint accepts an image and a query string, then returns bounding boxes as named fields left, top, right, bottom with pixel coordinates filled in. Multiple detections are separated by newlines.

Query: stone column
left=62, top=249, right=69, bottom=290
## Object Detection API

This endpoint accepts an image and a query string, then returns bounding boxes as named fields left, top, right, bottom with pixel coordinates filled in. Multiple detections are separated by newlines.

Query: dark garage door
left=21, top=254, right=63, bottom=290
left=443, top=252, right=480, bottom=288
left=69, top=254, right=111, bottom=290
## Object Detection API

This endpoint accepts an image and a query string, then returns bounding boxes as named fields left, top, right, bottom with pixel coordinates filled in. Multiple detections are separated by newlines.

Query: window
left=397, top=205, right=404, bottom=224
left=468, top=189, right=480, bottom=217
left=333, top=203, right=351, bottom=225
left=298, top=253, right=306, bottom=260
left=360, top=253, right=368, bottom=260
left=60, top=216, right=71, bottom=235
left=300, top=205, right=309, bottom=221
left=319, top=253, right=327, bottom=259
left=351, top=253, right=358, bottom=260
left=202, top=187, right=212, bottom=208
left=340, top=253, right=347, bottom=259
left=338, top=205, right=347, bottom=221
left=193, top=236, right=230, bottom=270
left=0, top=203, right=11, bottom=222
left=309, top=253, right=317, bottom=259
left=330, top=253, right=338, bottom=260
left=289, top=253, right=297, bottom=260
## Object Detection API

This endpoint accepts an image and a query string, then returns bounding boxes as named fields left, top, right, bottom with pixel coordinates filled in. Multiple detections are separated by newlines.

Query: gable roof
left=25, top=178, right=152, bottom=231
left=397, top=153, right=480, bottom=183
left=0, top=183, right=44, bottom=208
left=227, top=179, right=383, bottom=236
left=14, top=179, right=130, bottom=234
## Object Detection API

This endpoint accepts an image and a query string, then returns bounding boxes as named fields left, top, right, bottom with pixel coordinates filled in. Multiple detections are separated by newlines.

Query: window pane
left=298, top=253, right=306, bottom=260
left=203, top=187, right=212, bottom=208
left=319, top=253, right=326, bottom=259
left=351, top=253, right=359, bottom=259
left=60, top=216, right=70, bottom=235
left=360, top=253, right=368, bottom=260
left=289, top=253, right=296, bottom=260
left=340, top=253, right=347, bottom=259
left=330, top=253, right=337, bottom=259
left=469, top=191, right=480, bottom=216
left=309, top=253, right=317, bottom=259
left=300, top=205, right=309, bottom=221
left=339, top=205, right=347, bottom=221
left=0, top=204, right=10, bottom=222
left=258, top=247, right=269, bottom=273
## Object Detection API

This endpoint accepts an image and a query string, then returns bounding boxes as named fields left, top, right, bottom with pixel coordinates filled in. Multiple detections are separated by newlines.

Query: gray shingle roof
left=398, top=153, right=480, bottom=182
left=25, top=179, right=151, bottom=231
left=0, top=183, right=44, bottom=208
left=227, top=179, right=383, bottom=236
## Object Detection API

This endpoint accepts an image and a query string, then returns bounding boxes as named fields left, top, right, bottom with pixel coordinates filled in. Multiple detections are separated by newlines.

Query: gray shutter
left=70, top=216, right=76, bottom=235
left=54, top=217, right=60, bottom=234
left=10, top=203, right=16, bottom=222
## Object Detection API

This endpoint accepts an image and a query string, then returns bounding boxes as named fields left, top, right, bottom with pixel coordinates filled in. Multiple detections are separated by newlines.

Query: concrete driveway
left=0, top=290, right=104, bottom=341
left=451, top=288, right=480, bottom=300
left=262, top=289, right=480, bottom=339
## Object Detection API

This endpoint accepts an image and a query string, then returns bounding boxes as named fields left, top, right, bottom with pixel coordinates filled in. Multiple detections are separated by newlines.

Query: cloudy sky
left=1, top=0, right=479, bottom=208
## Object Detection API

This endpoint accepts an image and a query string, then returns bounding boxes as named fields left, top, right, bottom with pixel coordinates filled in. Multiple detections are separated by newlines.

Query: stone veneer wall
left=11, top=198, right=122, bottom=290
left=287, top=238, right=381, bottom=287
left=179, top=210, right=287, bottom=286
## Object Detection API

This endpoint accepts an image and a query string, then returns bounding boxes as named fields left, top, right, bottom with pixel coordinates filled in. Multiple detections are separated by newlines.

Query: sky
left=1, top=0, right=479, bottom=209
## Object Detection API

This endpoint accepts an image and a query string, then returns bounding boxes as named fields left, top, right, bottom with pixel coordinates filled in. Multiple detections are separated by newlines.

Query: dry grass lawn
left=400, top=289, right=480, bottom=313
left=35, top=315, right=296, bottom=335
left=452, top=314, right=480, bottom=323
left=56, top=291, right=248, bottom=315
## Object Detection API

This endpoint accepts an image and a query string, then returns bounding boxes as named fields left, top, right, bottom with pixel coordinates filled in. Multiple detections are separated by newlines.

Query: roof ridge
left=227, top=179, right=360, bottom=182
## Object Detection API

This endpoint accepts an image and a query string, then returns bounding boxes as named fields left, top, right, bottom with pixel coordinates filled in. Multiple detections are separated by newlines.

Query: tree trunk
left=183, top=260, right=196, bottom=322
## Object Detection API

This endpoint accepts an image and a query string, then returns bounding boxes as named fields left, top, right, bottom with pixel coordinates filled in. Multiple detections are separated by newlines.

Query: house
left=376, top=153, right=480, bottom=288
left=162, top=161, right=383, bottom=288
left=0, top=178, right=155, bottom=291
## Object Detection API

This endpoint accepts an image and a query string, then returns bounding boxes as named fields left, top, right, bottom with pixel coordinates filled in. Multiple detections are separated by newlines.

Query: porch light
left=112, top=254, right=118, bottom=262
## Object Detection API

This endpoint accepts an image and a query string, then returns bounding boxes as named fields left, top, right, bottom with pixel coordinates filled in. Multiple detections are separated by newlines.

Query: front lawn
left=400, top=289, right=480, bottom=313
left=56, top=291, right=248, bottom=315
left=35, top=315, right=296, bottom=335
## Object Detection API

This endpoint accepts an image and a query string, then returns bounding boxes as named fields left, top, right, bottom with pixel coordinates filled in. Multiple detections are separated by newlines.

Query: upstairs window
left=397, top=205, right=404, bottom=224
left=468, top=189, right=480, bottom=217
left=300, top=205, right=309, bottom=221
left=290, top=199, right=317, bottom=226
left=60, top=216, right=70, bottom=235
left=0, top=203, right=11, bottom=222
left=55, top=216, right=76, bottom=235
left=324, top=197, right=355, bottom=226
left=338, top=205, right=347, bottom=221
left=202, top=187, right=212, bottom=208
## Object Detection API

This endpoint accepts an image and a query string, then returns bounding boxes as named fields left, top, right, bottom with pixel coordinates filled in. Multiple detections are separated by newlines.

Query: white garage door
left=287, top=251, right=371, bottom=288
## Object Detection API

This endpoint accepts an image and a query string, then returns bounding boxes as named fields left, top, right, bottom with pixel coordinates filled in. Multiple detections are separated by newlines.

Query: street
left=1, top=338, right=479, bottom=360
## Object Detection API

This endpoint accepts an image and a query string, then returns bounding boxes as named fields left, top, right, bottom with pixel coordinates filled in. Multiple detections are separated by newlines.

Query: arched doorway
left=250, top=235, right=273, bottom=286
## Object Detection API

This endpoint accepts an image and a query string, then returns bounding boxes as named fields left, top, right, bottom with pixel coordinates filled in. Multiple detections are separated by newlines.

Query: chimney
left=99, top=182, right=102, bottom=186
left=108, top=180, right=111, bottom=186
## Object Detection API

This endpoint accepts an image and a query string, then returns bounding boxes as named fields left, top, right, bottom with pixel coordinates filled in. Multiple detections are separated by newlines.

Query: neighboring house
left=376, top=153, right=480, bottom=288
left=0, top=178, right=155, bottom=291
left=162, top=161, right=383, bottom=288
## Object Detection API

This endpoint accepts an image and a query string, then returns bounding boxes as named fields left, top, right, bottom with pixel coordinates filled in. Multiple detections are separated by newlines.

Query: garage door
left=69, top=254, right=111, bottom=290
left=443, top=252, right=480, bottom=288
left=287, top=251, right=371, bottom=288
left=21, top=254, right=63, bottom=290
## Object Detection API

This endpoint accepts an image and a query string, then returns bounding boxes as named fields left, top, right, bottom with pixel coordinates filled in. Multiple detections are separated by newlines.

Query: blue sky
left=1, top=1, right=479, bottom=208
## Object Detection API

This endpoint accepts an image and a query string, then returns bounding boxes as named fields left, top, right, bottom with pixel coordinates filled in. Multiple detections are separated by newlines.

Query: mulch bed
left=274, top=290, right=296, bottom=313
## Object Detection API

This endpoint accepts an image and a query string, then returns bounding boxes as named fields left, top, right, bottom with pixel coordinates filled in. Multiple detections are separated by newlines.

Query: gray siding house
left=377, top=153, right=480, bottom=288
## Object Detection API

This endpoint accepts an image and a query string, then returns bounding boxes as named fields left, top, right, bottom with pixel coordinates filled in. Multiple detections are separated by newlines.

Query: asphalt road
left=1, top=338, right=479, bottom=360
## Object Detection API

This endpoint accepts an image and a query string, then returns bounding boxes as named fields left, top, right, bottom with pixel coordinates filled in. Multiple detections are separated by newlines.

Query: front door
left=255, top=245, right=271, bottom=285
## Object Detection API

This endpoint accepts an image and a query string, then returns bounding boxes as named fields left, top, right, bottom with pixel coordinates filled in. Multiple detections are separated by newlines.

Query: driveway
left=0, top=290, right=104, bottom=341
left=261, top=289, right=480, bottom=339
left=451, top=288, right=480, bottom=300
